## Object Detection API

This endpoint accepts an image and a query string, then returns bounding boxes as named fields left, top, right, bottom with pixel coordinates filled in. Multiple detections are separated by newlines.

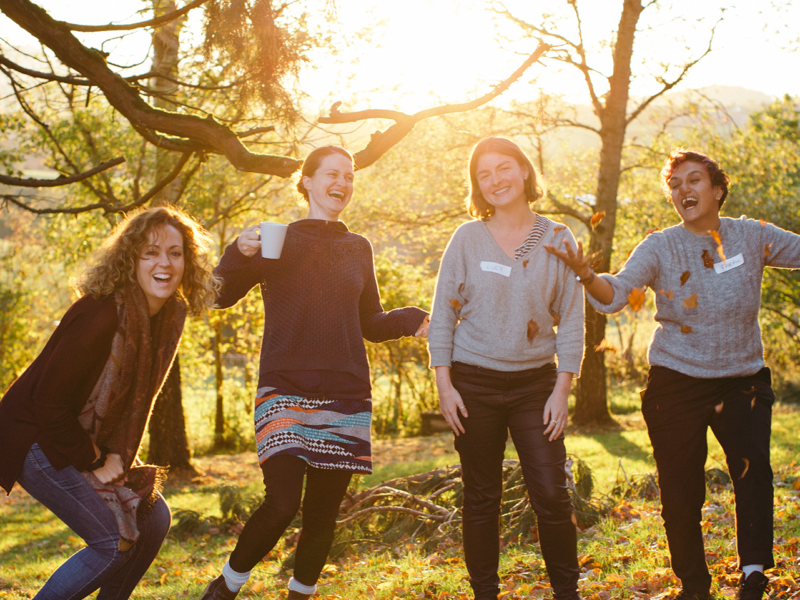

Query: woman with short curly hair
left=0, top=205, right=219, bottom=599
left=545, top=148, right=800, bottom=600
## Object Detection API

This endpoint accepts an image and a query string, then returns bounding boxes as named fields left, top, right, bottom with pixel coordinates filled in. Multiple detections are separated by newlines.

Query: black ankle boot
left=197, top=575, right=239, bottom=600
left=737, top=571, right=769, bottom=600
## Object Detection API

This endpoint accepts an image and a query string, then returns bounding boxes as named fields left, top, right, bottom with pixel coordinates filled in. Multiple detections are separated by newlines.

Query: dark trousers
left=642, top=366, right=775, bottom=593
left=229, top=455, right=352, bottom=585
left=451, top=362, right=579, bottom=600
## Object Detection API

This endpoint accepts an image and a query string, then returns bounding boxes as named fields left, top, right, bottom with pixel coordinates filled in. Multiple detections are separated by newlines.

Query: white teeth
left=682, top=197, right=698, bottom=209
left=329, top=190, right=344, bottom=200
left=154, top=274, right=170, bottom=282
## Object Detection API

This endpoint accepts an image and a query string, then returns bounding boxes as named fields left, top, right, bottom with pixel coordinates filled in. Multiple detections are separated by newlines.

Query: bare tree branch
left=0, top=156, right=124, bottom=187
left=319, top=41, right=550, bottom=169
left=64, top=0, right=211, bottom=32
left=0, top=52, right=88, bottom=84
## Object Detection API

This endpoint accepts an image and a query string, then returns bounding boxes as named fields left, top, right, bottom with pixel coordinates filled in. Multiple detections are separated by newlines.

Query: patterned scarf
left=78, top=285, right=186, bottom=550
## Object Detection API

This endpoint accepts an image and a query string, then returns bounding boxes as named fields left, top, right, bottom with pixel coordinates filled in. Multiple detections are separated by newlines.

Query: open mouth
left=329, top=190, right=345, bottom=201
left=153, top=274, right=172, bottom=283
left=681, top=197, right=699, bottom=209
left=492, top=186, right=511, bottom=196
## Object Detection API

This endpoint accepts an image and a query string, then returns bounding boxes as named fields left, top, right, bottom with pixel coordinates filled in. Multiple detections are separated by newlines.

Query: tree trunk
left=573, top=0, right=644, bottom=425
left=147, top=1, right=197, bottom=472
left=213, top=318, right=225, bottom=449
left=148, top=354, right=195, bottom=473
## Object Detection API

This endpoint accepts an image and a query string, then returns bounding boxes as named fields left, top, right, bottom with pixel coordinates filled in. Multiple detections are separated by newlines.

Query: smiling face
left=303, top=153, right=354, bottom=221
left=475, top=152, right=529, bottom=212
left=136, top=224, right=185, bottom=316
left=668, top=160, right=723, bottom=235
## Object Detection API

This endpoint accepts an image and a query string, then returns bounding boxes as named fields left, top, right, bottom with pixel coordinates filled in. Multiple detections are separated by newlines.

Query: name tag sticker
left=480, top=261, right=512, bottom=277
left=714, top=253, right=744, bottom=274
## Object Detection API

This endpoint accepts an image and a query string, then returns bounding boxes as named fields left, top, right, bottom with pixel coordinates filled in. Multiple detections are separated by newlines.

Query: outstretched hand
left=544, top=239, right=590, bottom=277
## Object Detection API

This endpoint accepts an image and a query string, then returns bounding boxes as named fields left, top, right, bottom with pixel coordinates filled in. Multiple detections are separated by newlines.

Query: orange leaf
left=590, top=211, right=606, bottom=229
left=645, top=227, right=660, bottom=236
left=681, top=325, right=693, bottom=334
left=553, top=225, right=566, bottom=233
left=760, top=219, right=767, bottom=226
left=680, top=271, right=691, bottom=286
left=764, top=243, right=773, bottom=258
left=523, top=259, right=529, bottom=268
left=551, top=311, right=561, bottom=326
left=751, top=397, right=756, bottom=410
left=527, top=319, right=539, bottom=343
left=628, top=288, right=646, bottom=311
left=449, top=298, right=461, bottom=311
left=743, top=386, right=756, bottom=394
left=591, top=258, right=602, bottom=270
left=249, top=581, right=264, bottom=593
left=659, top=289, right=674, bottom=300
left=595, top=339, right=618, bottom=353
left=709, top=230, right=726, bottom=262
left=682, top=293, right=699, bottom=310
left=739, top=458, right=750, bottom=480
left=793, top=481, right=800, bottom=491
left=701, top=249, right=714, bottom=268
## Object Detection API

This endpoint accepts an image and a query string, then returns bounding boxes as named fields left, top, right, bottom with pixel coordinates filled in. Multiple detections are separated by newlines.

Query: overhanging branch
left=64, top=0, right=210, bottom=32
left=0, top=156, right=125, bottom=187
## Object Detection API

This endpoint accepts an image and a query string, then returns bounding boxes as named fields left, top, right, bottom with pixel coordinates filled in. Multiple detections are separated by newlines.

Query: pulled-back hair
left=466, top=137, right=546, bottom=221
left=660, top=148, right=730, bottom=208
left=76, top=206, right=220, bottom=316
left=295, top=146, right=354, bottom=202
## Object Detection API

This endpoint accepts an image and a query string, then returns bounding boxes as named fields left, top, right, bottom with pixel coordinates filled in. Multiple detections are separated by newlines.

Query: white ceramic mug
left=259, top=222, right=289, bottom=259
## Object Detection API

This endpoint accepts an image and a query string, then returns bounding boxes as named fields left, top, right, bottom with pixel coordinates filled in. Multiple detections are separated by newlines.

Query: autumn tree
left=495, top=0, right=721, bottom=424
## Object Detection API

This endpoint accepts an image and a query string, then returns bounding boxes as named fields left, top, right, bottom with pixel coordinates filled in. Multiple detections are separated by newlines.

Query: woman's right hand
left=435, top=367, right=468, bottom=436
left=92, top=453, right=124, bottom=484
left=237, top=224, right=262, bottom=257
left=544, top=239, right=592, bottom=279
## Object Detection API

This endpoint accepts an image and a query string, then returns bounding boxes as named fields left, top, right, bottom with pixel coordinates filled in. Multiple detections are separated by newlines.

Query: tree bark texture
left=574, top=0, right=644, bottom=425
left=148, top=354, right=195, bottom=473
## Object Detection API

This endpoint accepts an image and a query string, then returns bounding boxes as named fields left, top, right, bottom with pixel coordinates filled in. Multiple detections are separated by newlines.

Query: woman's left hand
left=543, top=372, right=573, bottom=441
left=93, top=453, right=125, bottom=484
left=415, top=315, right=430, bottom=338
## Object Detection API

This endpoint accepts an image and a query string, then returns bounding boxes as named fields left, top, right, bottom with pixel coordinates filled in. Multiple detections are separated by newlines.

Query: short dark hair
left=660, top=149, right=730, bottom=208
left=466, top=137, right=546, bottom=220
left=296, top=146, right=354, bottom=202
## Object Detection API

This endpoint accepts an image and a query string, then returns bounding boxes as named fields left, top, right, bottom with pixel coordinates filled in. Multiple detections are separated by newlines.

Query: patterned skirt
left=254, top=386, right=373, bottom=474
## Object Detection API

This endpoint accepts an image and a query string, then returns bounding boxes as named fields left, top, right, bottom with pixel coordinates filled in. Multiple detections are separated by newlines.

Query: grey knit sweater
left=428, top=218, right=585, bottom=374
left=589, top=216, right=800, bottom=378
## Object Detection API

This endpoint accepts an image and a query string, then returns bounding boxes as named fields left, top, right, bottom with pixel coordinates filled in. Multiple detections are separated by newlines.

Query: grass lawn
left=1, top=404, right=799, bottom=599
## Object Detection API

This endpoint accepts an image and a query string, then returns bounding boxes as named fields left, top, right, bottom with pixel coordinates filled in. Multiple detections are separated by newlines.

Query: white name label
left=480, top=261, right=512, bottom=277
left=714, top=253, right=744, bottom=274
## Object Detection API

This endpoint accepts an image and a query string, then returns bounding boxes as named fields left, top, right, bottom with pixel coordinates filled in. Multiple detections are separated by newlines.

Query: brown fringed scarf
left=78, top=285, right=186, bottom=550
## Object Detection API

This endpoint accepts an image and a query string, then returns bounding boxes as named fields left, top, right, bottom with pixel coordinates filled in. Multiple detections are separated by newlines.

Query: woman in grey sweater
left=428, top=137, right=585, bottom=600
left=545, top=149, right=799, bottom=600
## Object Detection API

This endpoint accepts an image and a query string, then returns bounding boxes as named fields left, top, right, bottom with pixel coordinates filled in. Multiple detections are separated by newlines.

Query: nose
left=155, top=250, right=170, bottom=266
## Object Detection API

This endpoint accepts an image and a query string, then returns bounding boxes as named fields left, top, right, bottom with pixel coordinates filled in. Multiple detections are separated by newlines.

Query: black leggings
left=229, top=455, right=352, bottom=585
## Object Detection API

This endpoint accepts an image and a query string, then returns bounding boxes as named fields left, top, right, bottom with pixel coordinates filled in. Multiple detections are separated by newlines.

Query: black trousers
left=642, top=366, right=775, bottom=593
left=229, top=455, right=352, bottom=585
left=451, top=361, right=579, bottom=600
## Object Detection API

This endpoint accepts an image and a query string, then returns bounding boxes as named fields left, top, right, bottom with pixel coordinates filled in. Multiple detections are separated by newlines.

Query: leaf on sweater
left=591, top=211, right=606, bottom=229
left=739, top=458, right=750, bottom=480
left=701, top=249, right=714, bottom=268
left=680, top=271, right=691, bottom=286
left=760, top=219, right=767, bottom=226
left=682, top=293, right=699, bottom=310
left=659, top=289, right=674, bottom=300
left=449, top=299, right=462, bottom=318
left=595, top=339, right=617, bottom=353
left=458, top=283, right=465, bottom=294
left=591, top=257, right=602, bottom=270
left=527, top=319, right=539, bottom=344
left=681, top=325, right=693, bottom=333
left=751, top=397, right=756, bottom=410
left=523, top=259, right=529, bottom=268
left=764, top=243, right=773, bottom=258
left=628, top=288, right=646, bottom=311
left=554, top=225, right=566, bottom=233
left=743, top=386, right=756, bottom=394
left=709, top=230, right=726, bottom=262
left=645, top=227, right=660, bottom=236
left=551, top=311, right=561, bottom=326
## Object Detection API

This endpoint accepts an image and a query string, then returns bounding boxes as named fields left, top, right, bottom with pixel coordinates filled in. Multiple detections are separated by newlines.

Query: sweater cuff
left=221, top=237, right=256, bottom=268
left=405, top=308, right=429, bottom=337
left=428, top=347, right=453, bottom=369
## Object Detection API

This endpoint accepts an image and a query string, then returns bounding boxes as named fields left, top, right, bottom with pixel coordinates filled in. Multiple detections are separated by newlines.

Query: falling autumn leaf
left=595, top=339, right=617, bottom=353
left=449, top=298, right=461, bottom=311
left=527, top=319, right=539, bottom=344
left=591, top=211, right=606, bottom=229
left=701, top=249, right=714, bottom=268
left=739, top=458, right=750, bottom=480
left=681, top=325, right=693, bottom=333
left=553, top=225, right=566, bottom=233
left=760, top=219, right=767, bottom=226
left=591, top=258, right=602, bottom=270
left=551, top=311, right=561, bottom=326
left=659, top=289, right=674, bottom=300
left=751, top=397, right=756, bottom=410
left=742, top=386, right=756, bottom=394
left=764, top=243, right=773, bottom=259
left=645, top=227, right=660, bottom=236
left=709, top=230, right=726, bottom=262
left=523, top=259, right=529, bottom=268
left=682, top=293, right=699, bottom=309
left=628, top=288, right=646, bottom=311
left=680, top=271, right=691, bottom=286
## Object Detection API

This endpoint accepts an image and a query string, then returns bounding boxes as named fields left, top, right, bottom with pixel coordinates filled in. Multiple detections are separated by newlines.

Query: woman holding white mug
left=199, top=146, right=430, bottom=600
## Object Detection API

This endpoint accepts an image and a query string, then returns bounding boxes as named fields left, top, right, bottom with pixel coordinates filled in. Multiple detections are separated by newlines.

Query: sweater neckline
left=479, top=217, right=549, bottom=263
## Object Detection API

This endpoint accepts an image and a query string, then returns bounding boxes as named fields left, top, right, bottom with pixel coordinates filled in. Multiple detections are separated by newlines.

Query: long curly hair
left=76, top=207, right=220, bottom=316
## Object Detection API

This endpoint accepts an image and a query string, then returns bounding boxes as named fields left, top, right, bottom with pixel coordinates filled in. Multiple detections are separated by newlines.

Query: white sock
left=742, top=564, right=764, bottom=578
left=288, top=577, right=317, bottom=595
left=222, top=560, right=251, bottom=592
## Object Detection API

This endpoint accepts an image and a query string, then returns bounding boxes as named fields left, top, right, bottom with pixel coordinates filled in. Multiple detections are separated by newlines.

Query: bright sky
left=0, top=0, right=798, bottom=114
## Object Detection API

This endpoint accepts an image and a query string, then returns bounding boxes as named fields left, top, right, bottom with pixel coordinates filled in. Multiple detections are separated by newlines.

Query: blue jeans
left=17, top=444, right=171, bottom=600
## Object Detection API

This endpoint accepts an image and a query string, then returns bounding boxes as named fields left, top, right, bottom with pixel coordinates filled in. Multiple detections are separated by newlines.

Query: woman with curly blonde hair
left=0, top=205, right=219, bottom=600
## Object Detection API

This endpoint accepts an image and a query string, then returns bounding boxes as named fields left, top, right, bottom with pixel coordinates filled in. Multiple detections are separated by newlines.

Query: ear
left=522, top=166, right=530, bottom=181
left=302, top=175, right=312, bottom=191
